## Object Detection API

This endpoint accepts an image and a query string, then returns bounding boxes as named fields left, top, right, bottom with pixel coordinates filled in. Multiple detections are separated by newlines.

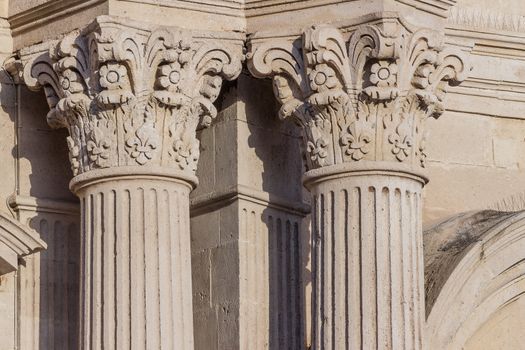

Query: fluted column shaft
left=305, top=165, right=426, bottom=350
left=71, top=167, right=196, bottom=350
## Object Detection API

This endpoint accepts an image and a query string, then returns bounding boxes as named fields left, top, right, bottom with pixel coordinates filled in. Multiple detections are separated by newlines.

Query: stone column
left=248, top=18, right=470, bottom=349
left=305, top=164, right=425, bottom=350
left=20, top=16, right=242, bottom=350
left=71, top=167, right=195, bottom=349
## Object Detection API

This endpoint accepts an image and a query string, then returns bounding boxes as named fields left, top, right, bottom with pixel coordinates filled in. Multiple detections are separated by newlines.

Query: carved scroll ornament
left=21, top=17, right=242, bottom=176
left=248, top=22, right=470, bottom=170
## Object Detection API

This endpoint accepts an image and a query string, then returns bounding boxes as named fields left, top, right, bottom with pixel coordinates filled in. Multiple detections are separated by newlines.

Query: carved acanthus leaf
left=248, top=20, right=470, bottom=170
left=21, top=17, right=242, bottom=176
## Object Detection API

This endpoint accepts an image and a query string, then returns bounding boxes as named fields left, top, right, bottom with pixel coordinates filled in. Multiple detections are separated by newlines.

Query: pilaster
left=248, top=15, right=470, bottom=349
left=8, top=195, right=79, bottom=350
left=189, top=74, right=310, bottom=350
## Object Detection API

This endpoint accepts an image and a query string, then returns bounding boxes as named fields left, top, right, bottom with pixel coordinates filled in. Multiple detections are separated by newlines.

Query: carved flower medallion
left=100, top=63, right=127, bottom=89
left=370, top=61, right=398, bottom=88
left=100, top=63, right=128, bottom=89
left=60, top=69, right=84, bottom=94
left=364, top=60, right=400, bottom=100
left=97, top=63, right=133, bottom=105
left=309, top=64, right=338, bottom=92
left=158, top=62, right=182, bottom=92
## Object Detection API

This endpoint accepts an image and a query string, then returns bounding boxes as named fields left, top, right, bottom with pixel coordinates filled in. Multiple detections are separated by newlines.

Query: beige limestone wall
left=424, top=111, right=525, bottom=226
left=8, top=0, right=51, bottom=14
left=190, top=75, right=309, bottom=349
left=15, top=88, right=75, bottom=201
left=422, top=6, right=525, bottom=227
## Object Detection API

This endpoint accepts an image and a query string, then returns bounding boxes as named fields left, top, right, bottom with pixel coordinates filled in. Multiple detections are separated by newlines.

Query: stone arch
left=425, top=210, right=525, bottom=349
left=0, top=212, right=46, bottom=275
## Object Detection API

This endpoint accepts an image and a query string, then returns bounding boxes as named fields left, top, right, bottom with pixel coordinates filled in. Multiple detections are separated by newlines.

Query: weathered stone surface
left=0, top=1, right=525, bottom=350
left=424, top=210, right=517, bottom=315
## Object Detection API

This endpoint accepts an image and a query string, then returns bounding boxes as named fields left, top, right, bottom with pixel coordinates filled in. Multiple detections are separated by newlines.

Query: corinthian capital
left=248, top=20, right=470, bottom=171
left=20, top=16, right=243, bottom=176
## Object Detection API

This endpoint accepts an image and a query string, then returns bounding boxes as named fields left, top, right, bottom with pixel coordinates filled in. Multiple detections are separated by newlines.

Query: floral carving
left=60, top=69, right=84, bottom=94
left=99, top=63, right=128, bottom=90
left=171, top=136, right=200, bottom=171
left=309, top=64, right=339, bottom=92
left=126, top=122, right=160, bottom=165
left=86, top=127, right=112, bottom=167
left=388, top=132, right=413, bottom=161
left=365, top=60, right=400, bottom=100
left=416, top=137, right=428, bottom=167
left=22, top=17, right=242, bottom=176
left=66, top=136, right=81, bottom=176
left=158, top=62, right=184, bottom=92
left=98, top=63, right=133, bottom=105
left=307, top=138, right=329, bottom=167
left=248, top=20, right=470, bottom=170
left=370, top=61, right=398, bottom=87
left=340, top=122, right=372, bottom=161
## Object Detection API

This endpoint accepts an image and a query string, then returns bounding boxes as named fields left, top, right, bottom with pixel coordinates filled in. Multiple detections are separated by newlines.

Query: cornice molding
left=123, top=0, right=243, bottom=16
left=17, top=15, right=243, bottom=178
left=190, top=184, right=311, bottom=217
left=248, top=17, right=470, bottom=171
left=0, top=212, right=47, bottom=275
left=7, top=195, right=79, bottom=217
left=448, top=7, right=525, bottom=34
left=396, top=0, right=457, bottom=19
left=9, top=0, right=107, bottom=36
left=445, top=7, right=525, bottom=59
left=245, top=0, right=349, bottom=17
left=248, top=12, right=419, bottom=40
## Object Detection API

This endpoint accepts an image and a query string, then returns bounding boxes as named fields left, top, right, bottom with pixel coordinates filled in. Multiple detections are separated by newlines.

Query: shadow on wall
left=0, top=72, right=81, bottom=349
left=243, top=75, right=312, bottom=349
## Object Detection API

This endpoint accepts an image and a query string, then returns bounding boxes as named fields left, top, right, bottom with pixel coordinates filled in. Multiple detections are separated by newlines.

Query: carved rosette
left=248, top=21, right=470, bottom=171
left=21, top=17, right=242, bottom=177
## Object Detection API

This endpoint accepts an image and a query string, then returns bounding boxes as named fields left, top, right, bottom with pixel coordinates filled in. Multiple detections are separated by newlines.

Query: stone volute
left=18, top=16, right=242, bottom=350
left=248, top=16, right=470, bottom=349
